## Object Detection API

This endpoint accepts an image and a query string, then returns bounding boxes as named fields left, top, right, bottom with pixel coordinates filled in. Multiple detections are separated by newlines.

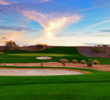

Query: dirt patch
left=0, top=52, right=4, bottom=54
left=0, top=62, right=110, bottom=72
left=76, top=46, right=110, bottom=58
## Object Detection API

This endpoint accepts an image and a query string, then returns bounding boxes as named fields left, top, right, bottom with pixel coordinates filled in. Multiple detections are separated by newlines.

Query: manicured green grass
left=0, top=67, right=109, bottom=85
left=0, top=82, right=110, bottom=100
left=0, top=46, right=110, bottom=100
left=9, top=53, right=72, bottom=57
left=0, top=46, right=110, bottom=64
left=0, top=68, right=110, bottom=100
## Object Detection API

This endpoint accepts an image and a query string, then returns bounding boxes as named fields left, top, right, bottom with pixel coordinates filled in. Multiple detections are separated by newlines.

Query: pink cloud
left=23, top=11, right=48, bottom=27
left=0, top=0, right=9, bottom=5
left=40, top=0, right=51, bottom=2
left=23, top=11, right=82, bottom=44
left=0, top=20, right=4, bottom=22
left=0, top=31, right=23, bottom=45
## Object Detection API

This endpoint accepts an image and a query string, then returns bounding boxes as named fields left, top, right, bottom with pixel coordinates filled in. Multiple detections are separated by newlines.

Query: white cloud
left=39, top=35, right=110, bottom=46
left=82, top=20, right=110, bottom=33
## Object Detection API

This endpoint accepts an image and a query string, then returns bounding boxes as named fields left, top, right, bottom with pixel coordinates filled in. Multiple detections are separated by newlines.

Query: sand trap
left=0, top=68, right=83, bottom=76
left=36, top=56, right=52, bottom=60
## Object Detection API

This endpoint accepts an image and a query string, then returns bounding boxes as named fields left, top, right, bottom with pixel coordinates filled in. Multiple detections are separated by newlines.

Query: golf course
left=0, top=47, right=110, bottom=64
left=1, top=0, right=110, bottom=99
left=0, top=47, right=110, bottom=100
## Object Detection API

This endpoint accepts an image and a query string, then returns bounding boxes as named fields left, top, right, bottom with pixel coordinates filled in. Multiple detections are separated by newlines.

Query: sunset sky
left=0, top=0, right=110, bottom=46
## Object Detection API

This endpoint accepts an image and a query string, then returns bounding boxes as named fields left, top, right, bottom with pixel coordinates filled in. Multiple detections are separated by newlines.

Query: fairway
left=0, top=47, right=110, bottom=100
left=9, top=53, right=72, bottom=57
left=0, top=82, right=110, bottom=100
left=1, top=0, right=110, bottom=99
left=0, top=67, right=110, bottom=100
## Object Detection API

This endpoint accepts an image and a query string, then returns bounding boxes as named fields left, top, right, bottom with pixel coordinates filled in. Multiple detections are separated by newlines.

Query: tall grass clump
left=72, top=59, right=78, bottom=63
left=93, top=60, right=99, bottom=65
left=59, top=59, right=69, bottom=66
left=81, top=60, right=86, bottom=64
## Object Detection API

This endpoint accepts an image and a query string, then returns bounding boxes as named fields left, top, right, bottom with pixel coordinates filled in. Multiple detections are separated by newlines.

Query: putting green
left=9, top=53, right=72, bottom=57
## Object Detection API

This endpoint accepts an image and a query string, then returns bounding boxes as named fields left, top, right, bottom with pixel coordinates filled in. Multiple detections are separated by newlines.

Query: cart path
left=0, top=62, right=110, bottom=71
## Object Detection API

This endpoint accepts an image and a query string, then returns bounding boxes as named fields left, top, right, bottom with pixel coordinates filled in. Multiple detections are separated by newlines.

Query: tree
left=5, top=40, right=19, bottom=51
left=5, top=40, right=18, bottom=47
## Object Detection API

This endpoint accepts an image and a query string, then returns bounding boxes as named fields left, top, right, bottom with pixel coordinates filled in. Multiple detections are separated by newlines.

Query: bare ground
left=76, top=46, right=110, bottom=58
left=0, top=62, right=110, bottom=72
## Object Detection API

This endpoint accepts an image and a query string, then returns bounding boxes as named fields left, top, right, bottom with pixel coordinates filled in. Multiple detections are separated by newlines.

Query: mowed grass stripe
left=9, top=53, right=72, bottom=57
left=0, top=82, right=110, bottom=100
left=0, top=67, right=110, bottom=100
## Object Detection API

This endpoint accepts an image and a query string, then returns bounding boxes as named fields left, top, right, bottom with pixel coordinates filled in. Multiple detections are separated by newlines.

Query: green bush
left=87, top=59, right=93, bottom=67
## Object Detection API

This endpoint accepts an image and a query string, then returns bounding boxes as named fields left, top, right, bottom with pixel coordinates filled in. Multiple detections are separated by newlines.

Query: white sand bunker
left=36, top=57, right=52, bottom=60
left=0, top=68, right=83, bottom=76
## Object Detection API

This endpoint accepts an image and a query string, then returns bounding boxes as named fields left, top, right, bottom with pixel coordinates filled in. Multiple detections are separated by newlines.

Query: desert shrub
left=87, top=59, right=93, bottom=67
left=36, top=44, right=44, bottom=48
left=81, top=60, right=86, bottom=64
left=36, top=44, right=47, bottom=47
left=109, top=54, right=110, bottom=56
left=72, top=59, right=78, bottom=63
left=43, top=44, right=47, bottom=46
left=59, top=59, right=69, bottom=63
left=91, top=46, right=101, bottom=53
left=88, top=59, right=92, bottom=62
left=93, top=60, right=99, bottom=65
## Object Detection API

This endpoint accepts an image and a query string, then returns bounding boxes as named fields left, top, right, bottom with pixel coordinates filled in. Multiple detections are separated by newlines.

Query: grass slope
left=0, top=82, right=110, bottom=100
left=0, top=47, right=110, bottom=64
left=0, top=68, right=110, bottom=100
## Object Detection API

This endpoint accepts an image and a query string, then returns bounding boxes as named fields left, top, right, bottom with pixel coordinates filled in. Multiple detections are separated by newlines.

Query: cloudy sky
left=0, top=0, right=110, bottom=46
